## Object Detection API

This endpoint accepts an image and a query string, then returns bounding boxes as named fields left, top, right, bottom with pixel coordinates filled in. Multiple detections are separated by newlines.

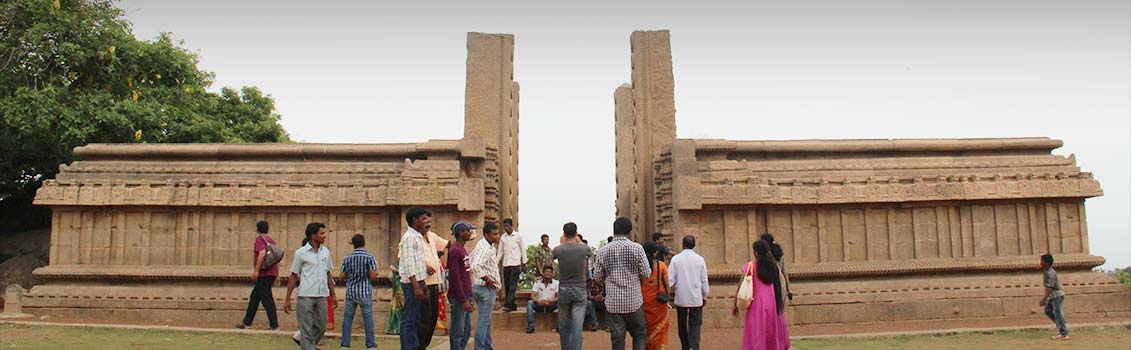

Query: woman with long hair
left=760, top=233, right=792, bottom=349
left=641, top=241, right=670, bottom=350
left=733, top=240, right=789, bottom=350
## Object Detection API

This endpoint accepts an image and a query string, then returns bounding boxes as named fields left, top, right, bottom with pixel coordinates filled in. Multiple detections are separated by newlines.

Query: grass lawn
left=792, top=327, right=1131, bottom=350
left=0, top=323, right=399, bottom=350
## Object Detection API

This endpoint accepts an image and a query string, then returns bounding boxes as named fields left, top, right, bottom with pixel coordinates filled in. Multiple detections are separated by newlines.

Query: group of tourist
left=234, top=211, right=1073, bottom=350
left=233, top=213, right=793, bottom=350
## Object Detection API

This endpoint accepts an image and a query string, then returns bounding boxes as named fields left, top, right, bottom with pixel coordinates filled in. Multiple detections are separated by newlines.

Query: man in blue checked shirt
left=341, top=234, right=379, bottom=350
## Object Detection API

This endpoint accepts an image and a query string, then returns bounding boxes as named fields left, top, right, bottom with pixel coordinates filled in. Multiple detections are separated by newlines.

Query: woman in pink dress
left=732, top=240, right=789, bottom=350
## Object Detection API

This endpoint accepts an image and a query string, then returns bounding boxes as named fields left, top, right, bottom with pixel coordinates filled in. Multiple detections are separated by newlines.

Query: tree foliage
left=0, top=0, right=290, bottom=231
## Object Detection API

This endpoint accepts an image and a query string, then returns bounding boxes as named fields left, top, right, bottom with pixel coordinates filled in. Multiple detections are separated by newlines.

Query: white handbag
left=736, top=262, right=755, bottom=310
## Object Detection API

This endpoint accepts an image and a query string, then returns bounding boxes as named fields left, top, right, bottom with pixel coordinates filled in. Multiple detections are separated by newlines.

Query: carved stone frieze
left=688, top=172, right=1102, bottom=206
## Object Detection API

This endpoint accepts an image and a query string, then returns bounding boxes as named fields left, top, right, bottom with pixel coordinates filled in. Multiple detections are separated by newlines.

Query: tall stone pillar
left=617, top=30, right=676, bottom=237
left=614, top=84, right=636, bottom=221
left=464, top=33, right=519, bottom=225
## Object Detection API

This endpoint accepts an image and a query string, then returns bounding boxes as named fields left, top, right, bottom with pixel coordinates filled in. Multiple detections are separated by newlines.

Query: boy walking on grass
left=1040, top=253, right=1069, bottom=340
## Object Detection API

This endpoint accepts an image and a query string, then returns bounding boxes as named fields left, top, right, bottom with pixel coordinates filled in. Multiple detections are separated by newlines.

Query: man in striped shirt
left=399, top=207, right=435, bottom=350
left=340, top=234, right=378, bottom=350
left=469, top=223, right=502, bottom=350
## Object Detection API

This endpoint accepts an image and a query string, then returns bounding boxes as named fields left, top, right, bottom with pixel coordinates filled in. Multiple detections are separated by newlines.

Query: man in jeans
left=668, top=235, right=709, bottom=350
left=237, top=220, right=279, bottom=330
left=526, top=266, right=559, bottom=333
left=498, top=218, right=525, bottom=312
left=593, top=217, right=651, bottom=350
left=1040, top=253, right=1069, bottom=340
left=554, top=222, right=592, bottom=350
left=340, top=234, right=378, bottom=350
left=447, top=221, right=476, bottom=350
left=398, top=207, right=435, bottom=350
left=284, top=222, right=337, bottom=350
left=470, top=223, right=502, bottom=350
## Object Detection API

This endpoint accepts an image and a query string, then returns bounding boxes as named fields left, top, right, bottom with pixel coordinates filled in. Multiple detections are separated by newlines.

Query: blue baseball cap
left=451, top=220, right=477, bottom=233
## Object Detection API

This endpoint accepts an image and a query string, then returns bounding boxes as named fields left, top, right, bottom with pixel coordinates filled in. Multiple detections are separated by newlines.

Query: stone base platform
left=20, top=270, right=1129, bottom=332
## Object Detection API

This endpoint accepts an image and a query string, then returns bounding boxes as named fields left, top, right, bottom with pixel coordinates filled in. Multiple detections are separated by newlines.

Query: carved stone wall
left=25, top=33, right=521, bottom=328
left=616, top=30, right=1129, bottom=327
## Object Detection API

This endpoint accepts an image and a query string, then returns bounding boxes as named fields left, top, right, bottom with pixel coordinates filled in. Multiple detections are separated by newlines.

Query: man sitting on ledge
left=527, top=266, right=559, bottom=333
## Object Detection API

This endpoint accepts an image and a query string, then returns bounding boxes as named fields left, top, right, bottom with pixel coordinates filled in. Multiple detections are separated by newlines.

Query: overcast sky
left=117, top=0, right=1129, bottom=269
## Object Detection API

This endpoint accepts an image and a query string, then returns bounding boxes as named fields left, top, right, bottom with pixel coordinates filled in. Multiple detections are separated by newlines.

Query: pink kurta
left=740, top=262, right=789, bottom=350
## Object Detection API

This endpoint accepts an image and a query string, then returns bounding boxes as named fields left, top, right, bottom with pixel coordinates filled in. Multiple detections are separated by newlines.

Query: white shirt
left=398, top=227, right=429, bottom=284
left=423, top=231, right=450, bottom=286
left=531, top=278, right=559, bottom=302
left=470, top=240, right=500, bottom=287
left=667, top=248, right=709, bottom=307
left=290, top=243, right=333, bottom=297
left=498, top=231, right=526, bottom=267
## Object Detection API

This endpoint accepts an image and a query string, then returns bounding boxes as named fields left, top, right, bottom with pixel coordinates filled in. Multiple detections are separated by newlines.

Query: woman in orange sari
left=642, top=241, right=670, bottom=350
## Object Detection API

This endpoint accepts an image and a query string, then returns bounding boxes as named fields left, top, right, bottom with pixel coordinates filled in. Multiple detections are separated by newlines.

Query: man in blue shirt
left=341, top=234, right=379, bottom=350
left=284, top=222, right=336, bottom=350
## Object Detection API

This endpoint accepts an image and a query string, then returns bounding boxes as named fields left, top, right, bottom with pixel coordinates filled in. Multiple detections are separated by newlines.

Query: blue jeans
left=341, top=296, right=376, bottom=349
left=472, top=285, right=497, bottom=350
left=557, top=286, right=588, bottom=350
left=400, top=281, right=425, bottom=350
left=1045, top=295, right=1069, bottom=336
left=448, top=296, right=472, bottom=350
left=527, top=299, right=558, bottom=330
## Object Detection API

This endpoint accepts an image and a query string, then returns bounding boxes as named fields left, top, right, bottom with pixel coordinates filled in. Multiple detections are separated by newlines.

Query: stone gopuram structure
left=615, top=30, right=1130, bottom=327
left=25, top=33, right=519, bottom=327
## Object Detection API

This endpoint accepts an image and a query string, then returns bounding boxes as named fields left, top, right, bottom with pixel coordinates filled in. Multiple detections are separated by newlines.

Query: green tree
left=1116, top=267, right=1131, bottom=289
left=0, top=0, right=290, bottom=231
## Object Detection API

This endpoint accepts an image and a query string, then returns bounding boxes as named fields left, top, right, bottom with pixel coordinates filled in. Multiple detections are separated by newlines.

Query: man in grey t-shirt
left=554, top=222, right=591, bottom=350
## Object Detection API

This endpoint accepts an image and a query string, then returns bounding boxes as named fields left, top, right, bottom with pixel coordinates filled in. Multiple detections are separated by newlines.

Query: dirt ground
left=3, top=322, right=1129, bottom=350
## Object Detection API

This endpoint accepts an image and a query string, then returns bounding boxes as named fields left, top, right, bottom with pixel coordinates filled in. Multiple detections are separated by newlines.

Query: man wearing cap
left=447, top=221, right=476, bottom=350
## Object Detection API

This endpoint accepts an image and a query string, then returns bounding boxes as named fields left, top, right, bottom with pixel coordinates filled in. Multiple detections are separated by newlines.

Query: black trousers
left=241, top=275, right=278, bottom=328
left=676, top=306, right=703, bottom=350
left=503, top=266, right=522, bottom=309
left=417, top=284, right=441, bottom=348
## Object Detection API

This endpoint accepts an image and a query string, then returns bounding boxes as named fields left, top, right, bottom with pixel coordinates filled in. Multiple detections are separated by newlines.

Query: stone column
left=464, top=32, right=519, bottom=225
left=628, top=30, right=677, bottom=237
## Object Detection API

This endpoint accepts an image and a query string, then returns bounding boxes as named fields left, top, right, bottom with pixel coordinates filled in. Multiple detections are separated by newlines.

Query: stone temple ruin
left=25, top=33, right=518, bottom=327
left=20, top=30, right=1131, bottom=330
left=616, top=30, right=1130, bottom=327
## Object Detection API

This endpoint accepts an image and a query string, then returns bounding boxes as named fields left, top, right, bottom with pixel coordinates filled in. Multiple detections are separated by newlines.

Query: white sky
left=117, top=0, right=1129, bottom=269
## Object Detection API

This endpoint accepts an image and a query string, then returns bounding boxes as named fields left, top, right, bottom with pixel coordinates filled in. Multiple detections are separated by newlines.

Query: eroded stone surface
left=26, top=33, right=521, bottom=327
left=613, top=30, right=1129, bottom=327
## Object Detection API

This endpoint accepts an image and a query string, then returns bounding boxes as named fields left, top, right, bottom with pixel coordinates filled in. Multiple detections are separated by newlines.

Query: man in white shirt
left=526, top=265, right=559, bottom=333
left=398, top=207, right=435, bottom=350
left=498, top=218, right=526, bottom=312
left=470, top=223, right=502, bottom=350
left=667, top=235, right=709, bottom=350
left=417, top=230, right=449, bottom=349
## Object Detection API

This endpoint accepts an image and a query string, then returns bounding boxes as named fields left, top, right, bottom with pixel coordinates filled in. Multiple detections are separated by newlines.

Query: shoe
left=235, top=323, right=250, bottom=330
left=552, top=328, right=558, bottom=333
left=589, top=324, right=599, bottom=332
left=526, top=327, right=534, bottom=334
left=268, top=327, right=278, bottom=331
left=1052, top=335, right=1069, bottom=340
